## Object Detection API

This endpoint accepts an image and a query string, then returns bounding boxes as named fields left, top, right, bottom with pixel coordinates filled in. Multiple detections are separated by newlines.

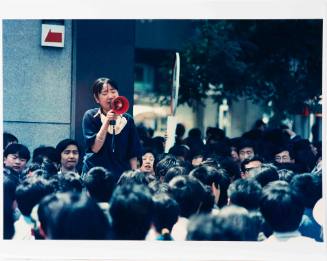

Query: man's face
left=239, top=147, right=254, bottom=162
left=275, top=150, right=293, bottom=164
left=4, top=153, right=27, bottom=173
left=242, top=160, right=262, bottom=178
left=61, top=144, right=79, bottom=171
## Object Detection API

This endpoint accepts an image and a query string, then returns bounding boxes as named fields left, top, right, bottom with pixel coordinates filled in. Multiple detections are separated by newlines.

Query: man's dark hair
left=259, top=181, right=304, bottom=233
left=83, top=167, right=116, bottom=202
left=168, top=175, right=205, bottom=218
left=187, top=206, right=258, bottom=241
left=189, top=165, right=230, bottom=208
left=109, top=183, right=153, bottom=240
left=117, top=170, right=151, bottom=186
left=32, top=146, right=59, bottom=165
left=163, top=166, right=187, bottom=183
left=49, top=192, right=110, bottom=239
left=290, top=173, right=322, bottom=209
left=237, top=139, right=256, bottom=154
left=240, top=156, right=263, bottom=173
left=15, top=176, right=54, bottom=216
left=155, top=155, right=180, bottom=180
left=4, top=143, right=30, bottom=162
left=152, top=193, right=179, bottom=237
left=58, top=171, right=84, bottom=193
left=277, top=169, right=297, bottom=183
left=4, top=176, right=17, bottom=239
left=254, top=163, right=279, bottom=187
left=228, top=179, right=262, bottom=210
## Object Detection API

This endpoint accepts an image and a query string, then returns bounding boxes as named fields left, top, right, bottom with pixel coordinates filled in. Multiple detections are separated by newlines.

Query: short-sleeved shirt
left=82, top=108, right=142, bottom=181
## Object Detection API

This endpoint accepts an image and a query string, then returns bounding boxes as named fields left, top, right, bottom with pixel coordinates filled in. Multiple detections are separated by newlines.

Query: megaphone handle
left=111, top=126, right=115, bottom=153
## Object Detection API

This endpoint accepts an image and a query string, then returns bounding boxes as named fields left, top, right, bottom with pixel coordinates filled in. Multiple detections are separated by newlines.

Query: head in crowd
left=290, top=173, right=322, bottom=209
left=152, top=193, right=180, bottom=240
left=3, top=132, right=18, bottom=150
left=168, top=175, right=206, bottom=218
left=109, top=183, right=153, bottom=240
left=228, top=178, right=262, bottom=210
left=205, top=127, right=226, bottom=145
left=163, top=166, right=188, bottom=184
left=169, top=144, right=190, bottom=161
left=117, top=170, right=151, bottom=186
left=155, top=154, right=180, bottom=181
left=273, top=146, right=294, bottom=164
left=58, top=171, right=83, bottom=193
left=292, top=139, right=317, bottom=172
left=139, top=150, right=156, bottom=176
left=151, top=136, right=166, bottom=156
left=237, top=139, right=256, bottom=162
left=4, top=176, right=18, bottom=239
left=15, top=176, right=54, bottom=217
left=32, top=145, right=59, bottom=166
left=189, top=165, right=230, bottom=208
left=56, top=139, right=80, bottom=174
left=240, top=156, right=263, bottom=179
left=175, top=123, right=186, bottom=145
left=148, top=180, right=169, bottom=195
left=83, top=167, right=116, bottom=202
left=4, top=143, right=30, bottom=174
left=218, top=157, right=242, bottom=182
left=277, top=169, right=297, bottom=183
left=260, top=181, right=304, bottom=233
left=254, top=163, right=279, bottom=188
left=44, top=192, right=110, bottom=239
left=186, top=205, right=258, bottom=241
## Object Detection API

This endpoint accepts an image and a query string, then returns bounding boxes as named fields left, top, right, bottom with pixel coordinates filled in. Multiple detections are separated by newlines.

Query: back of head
left=187, top=206, right=258, bottom=241
left=117, top=170, right=150, bottom=186
left=228, top=178, right=262, bottom=210
left=83, top=167, right=116, bottom=202
left=58, top=171, right=83, bottom=193
left=189, top=165, right=230, bottom=208
left=164, top=166, right=187, bottom=183
left=15, top=176, right=54, bottom=216
left=155, top=155, right=179, bottom=180
left=290, top=173, right=322, bottom=209
left=260, top=181, right=304, bottom=233
left=51, top=192, right=110, bottom=239
left=109, top=183, right=153, bottom=240
left=32, top=146, right=59, bottom=165
left=254, top=164, right=279, bottom=187
left=152, top=193, right=180, bottom=235
left=168, top=175, right=205, bottom=218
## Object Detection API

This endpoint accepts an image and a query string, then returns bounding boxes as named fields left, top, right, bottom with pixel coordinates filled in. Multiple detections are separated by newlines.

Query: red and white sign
left=41, top=24, right=65, bottom=48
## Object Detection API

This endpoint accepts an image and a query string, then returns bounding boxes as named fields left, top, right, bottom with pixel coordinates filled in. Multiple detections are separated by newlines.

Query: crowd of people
left=3, top=120, right=323, bottom=242
left=3, top=78, right=323, bottom=242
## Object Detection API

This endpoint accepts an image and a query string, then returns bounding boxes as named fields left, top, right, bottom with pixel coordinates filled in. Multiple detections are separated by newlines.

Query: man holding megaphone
left=81, top=77, right=142, bottom=181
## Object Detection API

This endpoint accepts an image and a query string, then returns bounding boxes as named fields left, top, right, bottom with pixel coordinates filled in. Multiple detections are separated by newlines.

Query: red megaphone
left=110, top=96, right=129, bottom=115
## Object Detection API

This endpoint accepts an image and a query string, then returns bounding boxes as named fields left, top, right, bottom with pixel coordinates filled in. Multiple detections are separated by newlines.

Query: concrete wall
left=3, top=20, right=73, bottom=152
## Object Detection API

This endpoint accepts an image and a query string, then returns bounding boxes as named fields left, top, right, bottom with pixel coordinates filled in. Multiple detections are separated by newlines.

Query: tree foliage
left=179, top=20, right=322, bottom=120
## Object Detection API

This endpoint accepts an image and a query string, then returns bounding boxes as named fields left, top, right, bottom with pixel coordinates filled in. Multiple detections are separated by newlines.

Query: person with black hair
left=146, top=193, right=180, bottom=241
left=237, top=139, right=256, bottom=162
left=186, top=205, right=259, bottom=241
left=32, top=145, right=59, bottom=167
left=139, top=149, right=156, bottom=178
left=163, top=166, right=188, bottom=184
left=56, top=138, right=81, bottom=175
left=168, top=175, right=206, bottom=240
left=82, top=77, right=142, bottom=181
left=58, top=171, right=83, bottom=193
left=3, top=132, right=18, bottom=150
left=41, top=192, right=111, bottom=240
left=228, top=178, right=262, bottom=211
left=254, top=163, right=279, bottom=188
left=117, top=170, right=152, bottom=186
left=260, top=181, right=315, bottom=243
left=14, top=176, right=54, bottom=239
left=290, top=173, right=323, bottom=241
left=175, top=123, right=186, bottom=146
left=109, top=183, right=153, bottom=240
left=240, top=156, right=263, bottom=179
left=4, top=143, right=31, bottom=179
left=189, top=165, right=230, bottom=208
left=4, top=176, right=18, bottom=239
left=277, top=169, right=297, bottom=183
left=155, top=154, right=180, bottom=182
